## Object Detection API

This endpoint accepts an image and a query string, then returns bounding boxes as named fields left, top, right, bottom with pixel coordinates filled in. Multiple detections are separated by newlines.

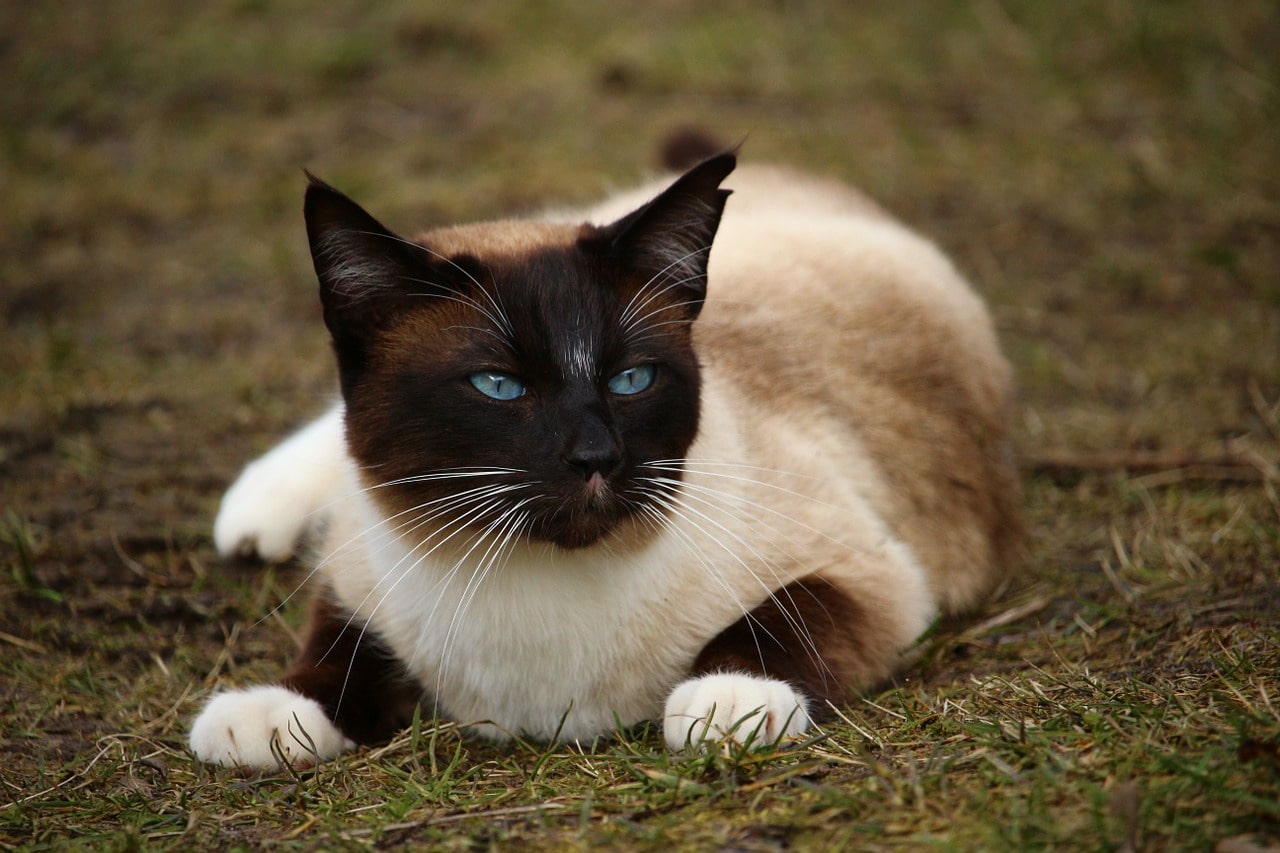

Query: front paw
left=189, top=685, right=354, bottom=769
left=663, top=673, right=811, bottom=751
left=213, top=408, right=346, bottom=562
left=213, top=457, right=320, bottom=562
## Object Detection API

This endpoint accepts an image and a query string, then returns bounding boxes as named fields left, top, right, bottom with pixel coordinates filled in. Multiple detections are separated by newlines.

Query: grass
left=2, top=0, right=1278, bottom=848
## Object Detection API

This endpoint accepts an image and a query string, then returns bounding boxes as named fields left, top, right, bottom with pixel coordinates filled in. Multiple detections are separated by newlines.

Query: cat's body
left=191, top=149, right=1020, bottom=769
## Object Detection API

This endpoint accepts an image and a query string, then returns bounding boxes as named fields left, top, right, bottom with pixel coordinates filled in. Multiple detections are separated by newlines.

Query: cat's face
left=305, top=155, right=735, bottom=550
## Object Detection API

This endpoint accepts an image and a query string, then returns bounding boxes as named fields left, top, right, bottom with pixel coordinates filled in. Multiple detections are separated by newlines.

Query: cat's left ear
left=595, top=152, right=736, bottom=319
left=304, top=173, right=447, bottom=355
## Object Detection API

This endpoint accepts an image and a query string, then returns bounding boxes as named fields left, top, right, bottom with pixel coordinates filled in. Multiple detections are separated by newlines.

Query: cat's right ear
left=304, top=173, right=436, bottom=352
left=594, top=152, right=736, bottom=319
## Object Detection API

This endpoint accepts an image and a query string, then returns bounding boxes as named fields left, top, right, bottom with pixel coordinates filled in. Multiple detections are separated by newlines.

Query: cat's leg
left=214, top=403, right=347, bottom=561
left=188, top=684, right=354, bottom=770
left=189, top=595, right=421, bottom=769
left=664, top=569, right=933, bottom=751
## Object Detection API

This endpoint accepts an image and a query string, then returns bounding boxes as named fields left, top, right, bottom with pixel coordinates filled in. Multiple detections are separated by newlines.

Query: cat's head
left=305, top=154, right=735, bottom=551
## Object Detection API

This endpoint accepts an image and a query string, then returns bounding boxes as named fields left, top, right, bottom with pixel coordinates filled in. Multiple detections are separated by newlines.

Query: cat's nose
left=563, top=417, right=622, bottom=481
left=564, top=443, right=622, bottom=481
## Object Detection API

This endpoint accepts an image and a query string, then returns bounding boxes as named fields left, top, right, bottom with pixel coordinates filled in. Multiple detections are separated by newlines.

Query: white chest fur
left=326, top=499, right=722, bottom=742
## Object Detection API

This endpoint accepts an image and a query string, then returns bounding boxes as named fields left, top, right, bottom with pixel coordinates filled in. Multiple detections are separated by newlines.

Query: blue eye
left=469, top=372, right=526, bottom=400
left=607, top=364, right=656, bottom=395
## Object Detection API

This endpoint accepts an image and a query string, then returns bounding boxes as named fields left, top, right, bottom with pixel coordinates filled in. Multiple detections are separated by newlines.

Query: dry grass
left=2, top=0, right=1278, bottom=848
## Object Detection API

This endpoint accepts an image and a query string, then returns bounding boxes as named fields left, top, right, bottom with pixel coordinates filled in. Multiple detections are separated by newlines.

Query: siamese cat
left=190, top=143, right=1020, bottom=768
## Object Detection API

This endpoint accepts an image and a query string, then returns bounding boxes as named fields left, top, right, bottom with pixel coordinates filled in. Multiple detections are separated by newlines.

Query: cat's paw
left=214, top=410, right=346, bottom=561
left=189, top=685, right=354, bottom=769
left=214, top=458, right=317, bottom=561
left=663, top=673, right=811, bottom=751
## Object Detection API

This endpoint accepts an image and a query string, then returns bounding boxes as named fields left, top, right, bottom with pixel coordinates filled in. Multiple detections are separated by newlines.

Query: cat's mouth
left=585, top=471, right=607, bottom=498
left=531, top=474, right=638, bottom=550
left=537, top=462, right=687, bottom=550
left=372, top=469, right=644, bottom=552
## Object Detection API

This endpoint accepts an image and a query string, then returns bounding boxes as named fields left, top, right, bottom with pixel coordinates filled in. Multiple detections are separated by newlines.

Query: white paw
left=214, top=407, right=347, bottom=561
left=189, top=685, right=355, bottom=769
left=663, top=673, right=811, bottom=751
left=213, top=458, right=318, bottom=561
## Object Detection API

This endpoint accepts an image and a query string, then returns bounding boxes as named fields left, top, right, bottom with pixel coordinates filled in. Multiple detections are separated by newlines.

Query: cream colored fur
left=195, top=163, right=1018, bottom=767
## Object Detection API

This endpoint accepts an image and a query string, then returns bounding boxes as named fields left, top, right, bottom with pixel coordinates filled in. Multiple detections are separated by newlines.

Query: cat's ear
left=304, top=173, right=438, bottom=349
left=597, top=152, right=736, bottom=318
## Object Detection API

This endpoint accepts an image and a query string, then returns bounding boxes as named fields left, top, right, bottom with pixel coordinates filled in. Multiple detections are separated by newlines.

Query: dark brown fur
left=689, top=575, right=870, bottom=717
left=281, top=595, right=421, bottom=745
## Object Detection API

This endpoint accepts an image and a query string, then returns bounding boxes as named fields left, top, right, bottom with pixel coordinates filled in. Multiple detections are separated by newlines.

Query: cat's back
left=688, top=164, right=1022, bottom=613
left=703, top=163, right=1003, bottom=399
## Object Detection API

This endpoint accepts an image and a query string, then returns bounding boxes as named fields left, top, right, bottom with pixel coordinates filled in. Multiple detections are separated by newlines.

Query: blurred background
left=3, top=2, right=1277, bottom=460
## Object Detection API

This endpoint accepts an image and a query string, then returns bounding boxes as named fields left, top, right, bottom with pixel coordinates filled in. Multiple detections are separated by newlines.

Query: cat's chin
left=525, top=480, right=651, bottom=550
left=540, top=518, right=622, bottom=551
left=539, top=509, right=655, bottom=552
left=548, top=531, right=608, bottom=550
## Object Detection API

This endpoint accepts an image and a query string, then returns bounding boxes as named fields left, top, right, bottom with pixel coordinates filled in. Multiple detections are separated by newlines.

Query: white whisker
left=335, top=228, right=513, bottom=341
left=252, top=470, right=527, bottom=625
left=401, top=282, right=514, bottom=344
left=632, top=480, right=833, bottom=683
left=629, top=488, right=800, bottom=675
left=619, top=267, right=709, bottom=340
left=326, top=488, right=538, bottom=717
left=643, top=471, right=861, bottom=556
left=618, top=247, right=709, bottom=325
left=432, top=503, right=534, bottom=701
